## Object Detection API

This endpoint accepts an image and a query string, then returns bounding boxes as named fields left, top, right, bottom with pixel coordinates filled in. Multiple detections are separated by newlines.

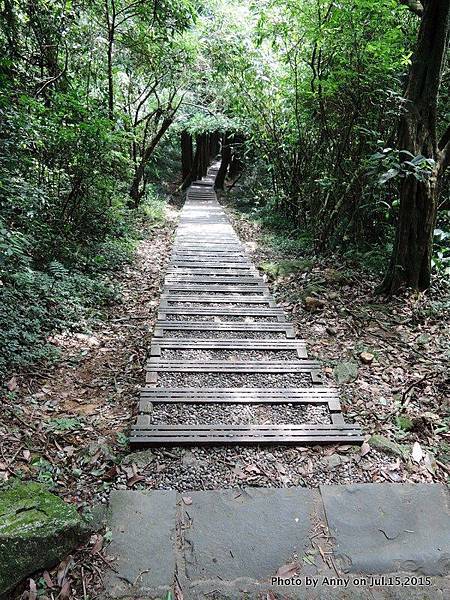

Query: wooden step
left=130, top=423, right=364, bottom=447
left=149, top=338, right=307, bottom=356
left=139, top=387, right=339, bottom=409
left=170, top=262, right=253, bottom=269
left=163, top=284, right=269, bottom=294
left=154, top=321, right=295, bottom=337
left=162, top=294, right=274, bottom=305
left=167, top=270, right=258, bottom=279
left=158, top=305, right=285, bottom=318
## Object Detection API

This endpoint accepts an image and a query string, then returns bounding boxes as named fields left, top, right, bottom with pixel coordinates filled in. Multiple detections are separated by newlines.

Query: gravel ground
left=167, top=281, right=261, bottom=287
left=168, top=302, right=270, bottom=308
left=161, top=349, right=299, bottom=361
left=156, top=372, right=313, bottom=388
left=116, top=447, right=398, bottom=492
left=148, top=403, right=330, bottom=425
left=166, top=330, right=286, bottom=339
left=169, top=290, right=268, bottom=297
left=165, top=314, right=279, bottom=322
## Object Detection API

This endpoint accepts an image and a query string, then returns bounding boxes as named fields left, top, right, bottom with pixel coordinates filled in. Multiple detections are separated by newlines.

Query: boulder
left=0, top=481, right=87, bottom=595
left=304, top=296, right=327, bottom=311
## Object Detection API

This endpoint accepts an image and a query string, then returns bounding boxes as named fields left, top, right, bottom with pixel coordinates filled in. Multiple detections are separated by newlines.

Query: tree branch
left=399, top=0, right=424, bottom=16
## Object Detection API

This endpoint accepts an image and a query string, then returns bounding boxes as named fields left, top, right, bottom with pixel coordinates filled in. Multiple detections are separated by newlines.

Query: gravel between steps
left=161, top=349, right=299, bottom=361
left=167, top=302, right=270, bottom=308
left=165, top=314, right=279, bottom=323
left=165, top=330, right=286, bottom=339
left=148, top=403, right=330, bottom=425
left=156, top=372, right=313, bottom=388
left=168, top=291, right=268, bottom=297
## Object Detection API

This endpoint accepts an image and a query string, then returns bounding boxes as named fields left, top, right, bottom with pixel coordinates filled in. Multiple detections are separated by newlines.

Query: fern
left=48, top=260, right=68, bottom=279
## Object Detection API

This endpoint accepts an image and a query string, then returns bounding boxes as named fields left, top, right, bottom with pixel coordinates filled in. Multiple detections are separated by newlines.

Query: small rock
left=304, top=296, right=326, bottom=311
left=359, top=351, right=374, bottom=364
left=326, top=327, right=337, bottom=336
left=182, top=451, right=199, bottom=468
left=333, top=361, right=358, bottom=384
left=369, top=435, right=407, bottom=458
left=122, top=450, right=155, bottom=468
left=323, top=454, right=342, bottom=470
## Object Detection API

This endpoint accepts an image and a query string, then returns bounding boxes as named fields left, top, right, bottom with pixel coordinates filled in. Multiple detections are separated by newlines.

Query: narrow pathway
left=130, top=165, right=362, bottom=447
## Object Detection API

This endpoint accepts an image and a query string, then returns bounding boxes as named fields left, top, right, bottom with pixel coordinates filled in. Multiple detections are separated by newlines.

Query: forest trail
left=130, top=164, right=363, bottom=446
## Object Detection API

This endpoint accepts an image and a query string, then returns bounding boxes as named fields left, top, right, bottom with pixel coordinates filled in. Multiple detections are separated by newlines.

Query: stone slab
left=183, top=488, right=316, bottom=583
left=320, top=483, right=450, bottom=576
left=105, top=490, right=177, bottom=598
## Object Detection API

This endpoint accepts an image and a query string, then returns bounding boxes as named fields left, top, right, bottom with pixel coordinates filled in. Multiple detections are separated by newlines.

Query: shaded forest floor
left=2, top=186, right=449, bottom=599
left=222, top=187, right=450, bottom=485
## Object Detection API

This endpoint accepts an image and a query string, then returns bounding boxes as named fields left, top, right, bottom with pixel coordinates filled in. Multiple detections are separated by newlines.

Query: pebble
left=115, top=447, right=396, bottom=493
left=156, top=372, right=312, bottom=388
left=161, top=349, right=298, bottom=361
left=168, top=302, right=269, bottom=308
left=149, top=403, right=330, bottom=425
left=166, top=314, right=278, bottom=322
left=167, top=330, right=285, bottom=339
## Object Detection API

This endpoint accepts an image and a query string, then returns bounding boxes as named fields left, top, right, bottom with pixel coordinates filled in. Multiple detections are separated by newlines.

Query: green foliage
left=45, top=418, right=83, bottom=432
left=0, top=265, right=119, bottom=378
left=0, top=0, right=199, bottom=380
left=395, top=415, right=414, bottom=432
left=260, top=259, right=313, bottom=278
left=433, top=210, right=450, bottom=278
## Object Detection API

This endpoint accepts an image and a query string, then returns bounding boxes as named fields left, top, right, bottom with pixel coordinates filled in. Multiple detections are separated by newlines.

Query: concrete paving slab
left=182, top=488, right=316, bottom=583
left=320, top=483, right=450, bottom=576
left=105, top=490, right=177, bottom=598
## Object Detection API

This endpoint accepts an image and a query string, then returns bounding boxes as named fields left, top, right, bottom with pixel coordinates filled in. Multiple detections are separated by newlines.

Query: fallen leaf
left=29, top=579, right=37, bottom=600
left=424, top=452, right=436, bottom=475
left=43, top=571, right=54, bottom=589
left=276, top=561, right=300, bottom=577
left=360, top=441, right=371, bottom=457
left=57, top=556, right=73, bottom=587
left=59, top=579, right=71, bottom=600
left=182, top=496, right=193, bottom=506
left=412, top=442, right=423, bottom=463
left=244, top=464, right=261, bottom=474
left=91, top=534, right=103, bottom=554
left=7, top=376, right=17, bottom=391
left=127, top=474, right=145, bottom=487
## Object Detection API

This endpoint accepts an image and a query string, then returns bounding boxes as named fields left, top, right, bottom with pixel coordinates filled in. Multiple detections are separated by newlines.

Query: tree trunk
left=181, top=131, right=193, bottom=187
left=210, top=131, right=220, bottom=157
left=129, top=117, right=173, bottom=207
left=381, top=0, right=450, bottom=293
left=228, top=134, right=244, bottom=180
left=105, top=0, right=115, bottom=122
left=215, top=133, right=232, bottom=190
left=106, top=33, right=114, bottom=121
left=200, top=134, right=209, bottom=177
